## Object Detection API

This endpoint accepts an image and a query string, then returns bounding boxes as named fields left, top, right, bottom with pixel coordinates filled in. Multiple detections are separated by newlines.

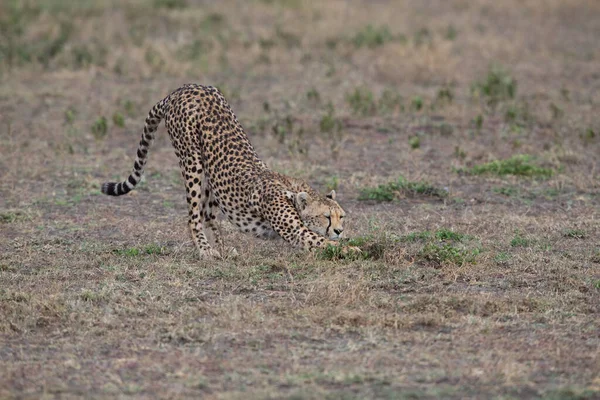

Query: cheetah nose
left=333, top=228, right=343, bottom=236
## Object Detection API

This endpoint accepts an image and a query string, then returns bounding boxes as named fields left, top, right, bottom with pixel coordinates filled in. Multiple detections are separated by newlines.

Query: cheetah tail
left=101, top=98, right=167, bottom=196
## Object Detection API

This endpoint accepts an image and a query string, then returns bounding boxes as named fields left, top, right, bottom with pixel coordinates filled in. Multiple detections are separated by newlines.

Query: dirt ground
left=1, top=0, right=599, bottom=398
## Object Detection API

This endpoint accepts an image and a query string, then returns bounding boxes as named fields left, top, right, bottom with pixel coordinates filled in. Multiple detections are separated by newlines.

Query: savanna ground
left=1, top=0, right=599, bottom=398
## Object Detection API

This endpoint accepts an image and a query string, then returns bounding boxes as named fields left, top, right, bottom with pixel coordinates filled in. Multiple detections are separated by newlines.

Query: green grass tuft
left=418, top=243, right=480, bottom=267
left=510, top=232, right=530, bottom=247
left=352, top=25, right=394, bottom=49
left=464, top=155, right=554, bottom=178
left=472, top=65, right=517, bottom=105
left=359, top=176, right=448, bottom=201
left=563, top=229, right=586, bottom=239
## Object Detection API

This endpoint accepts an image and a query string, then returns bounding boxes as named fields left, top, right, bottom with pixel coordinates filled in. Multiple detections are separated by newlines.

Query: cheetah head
left=292, top=190, right=346, bottom=240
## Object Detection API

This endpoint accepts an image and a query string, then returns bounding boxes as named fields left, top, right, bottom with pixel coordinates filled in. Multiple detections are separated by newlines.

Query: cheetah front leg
left=261, top=194, right=337, bottom=251
left=182, top=159, right=221, bottom=259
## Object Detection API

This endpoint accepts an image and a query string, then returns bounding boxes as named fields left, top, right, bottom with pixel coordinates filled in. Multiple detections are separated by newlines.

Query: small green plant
left=504, top=101, right=531, bottom=128
left=563, top=229, right=585, bottom=239
left=271, top=115, right=308, bottom=156
left=510, top=232, right=530, bottom=247
left=317, top=243, right=366, bottom=261
left=123, top=100, right=136, bottom=116
left=445, top=25, right=458, bottom=40
left=325, top=175, right=339, bottom=191
left=413, top=27, right=432, bottom=46
left=0, top=210, right=24, bottom=223
left=454, top=146, right=466, bottom=160
left=114, top=247, right=141, bottom=257
left=80, top=289, right=103, bottom=303
left=581, top=128, right=596, bottom=143
left=91, top=116, right=108, bottom=140
left=352, top=25, right=393, bottom=49
left=112, top=112, right=125, bottom=128
left=144, top=244, right=165, bottom=255
left=408, top=136, right=420, bottom=149
left=494, top=252, right=511, bottom=265
left=436, top=87, right=453, bottom=104
left=320, top=103, right=342, bottom=133
left=398, top=228, right=471, bottom=243
left=418, top=243, right=479, bottom=266
left=472, top=65, right=517, bottom=105
left=494, top=186, right=519, bottom=197
left=153, top=0, right=187, bottom=9
left=378, top=89, right=404, bottom=114
left=64, top=108, right=76, bottom=124
left=549, top=102, right=564, bottom=120
left=359, top=176, right=447, bottom=201
left=411, top=96, right=424, bottom=111
left=434, top=228, right=467, bottom=242
left=398, top=231, right=431, bottom=242
left=346, top=88, right=377, bottom=116
left=306, top=88, right=320, bottom=103
left=473, top=114, right=484, bottom=131
left=463, top=155, right=554, bottom=178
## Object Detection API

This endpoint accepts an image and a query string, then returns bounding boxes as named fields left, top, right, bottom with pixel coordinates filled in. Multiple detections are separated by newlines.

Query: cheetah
left=101, top=84, right=358, bottom=258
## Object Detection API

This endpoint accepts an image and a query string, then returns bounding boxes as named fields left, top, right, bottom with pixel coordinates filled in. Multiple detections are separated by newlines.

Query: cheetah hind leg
left=183, top=162, right=221, bottom=259
left=202, top=186, right=238, bottom=258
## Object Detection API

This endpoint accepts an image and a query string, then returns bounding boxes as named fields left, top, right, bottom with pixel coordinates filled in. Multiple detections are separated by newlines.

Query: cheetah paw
left=198, top=247, right=222, bottom=260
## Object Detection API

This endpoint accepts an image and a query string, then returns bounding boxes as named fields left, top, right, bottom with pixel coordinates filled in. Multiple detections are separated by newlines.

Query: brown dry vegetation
left=1, top=0, right=599, bottom=398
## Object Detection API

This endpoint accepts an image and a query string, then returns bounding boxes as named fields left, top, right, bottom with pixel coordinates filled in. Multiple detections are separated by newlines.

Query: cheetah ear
left=326, top=190, right=336, bottom=200
left=295, top=191, right=309, bottom=210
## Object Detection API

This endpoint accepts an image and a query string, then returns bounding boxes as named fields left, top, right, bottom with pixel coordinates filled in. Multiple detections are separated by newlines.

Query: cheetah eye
left=324, top=214, right=331, bottom=219
left=340, top=215, right=345, bottom=219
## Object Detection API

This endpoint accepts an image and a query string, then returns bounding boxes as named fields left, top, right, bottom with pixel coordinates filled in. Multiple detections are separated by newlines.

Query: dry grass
left=1, top=0, right=599, bottom=398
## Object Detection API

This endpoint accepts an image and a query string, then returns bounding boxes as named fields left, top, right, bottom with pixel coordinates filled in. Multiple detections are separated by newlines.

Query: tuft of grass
left=494, top=252, right=511, bottom=265
left=510, top=232, right=530, bottom=247
left=399, top=229, right=470, bottom=243
left=411, top=96, right=424, bottom=111
left=319, top=103, right=342, bottom=134
left=346, top=87, right=376, bottom=116
left=0, top=210, right=26, bottom=223
left=153, top=0, right=187, bottom=9
left=352, top=25, right=394, bottom=49
left=306, top=88, right=320, bottom=103
left=504, top=101, right=531, bottom=127
left=445, top=25, right=458, bottom=40
left=434, top=228, right=467, bottom=242
left=563, top=229, right=586, bottom=239
left=113, top=244, right=166, bottom=257
left=399, top=231, right=432, bottom=242
left=463, top=155, right=554, bottom=178
left=378, top=89, right=404, bottom=114
left=91, top=116, right=108, bottom=140
left=325, top=175, right=339, bottom=191
left=112, top=112, right=125, bottom=128
left=346, top=88, right=404, bottom=116
left=472, top=65, right=517, bottom=105
left=418, top=243, right=480, bottom=267
left=408, top=136, right=420, bottom=149
left=581, top=128, right=596, bottom=144
left=64, top=108, right=76, bottom=124
left=473, top=114, right=484, bottom=131
left=317, top=243, right=367, bottom=261
left=359, top=176, right=448, bottom=201
left=436, top=87, right=453, bottom=104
